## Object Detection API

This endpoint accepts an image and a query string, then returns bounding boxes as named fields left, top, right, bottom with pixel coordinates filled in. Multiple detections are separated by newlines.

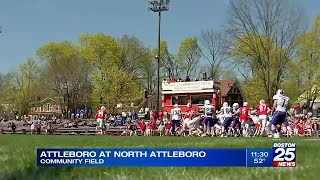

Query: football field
left=0, top=135, right=319, bottom=180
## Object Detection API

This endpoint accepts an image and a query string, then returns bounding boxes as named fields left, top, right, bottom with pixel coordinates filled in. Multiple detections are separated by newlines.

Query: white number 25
left=273, top=148, right=295, bottom=161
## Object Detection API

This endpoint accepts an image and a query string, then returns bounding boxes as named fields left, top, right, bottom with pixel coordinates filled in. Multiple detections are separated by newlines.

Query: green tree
left=240, top=77, right=265, bottom=105
left=79, top=33, right=142, bottom=109
left=2, top=59, right=41, bottom=115
left=227, top=0, right=305, bottom=104
left=293, top=15, right=320, bottom=109
left=281, top=61, right=304, bottom=103
left=176, top=37, right=201, bottom=77
left=119, top=35, right=156, bottom=93
left=37, top=41, right=91, bottom=115
left=219, top=69, right=238, bottom=80
left=119, top=35, right=149, bottom=75
left=152, top=41, right=179, bottom=79
left=140, top=52, right=157, bottom=93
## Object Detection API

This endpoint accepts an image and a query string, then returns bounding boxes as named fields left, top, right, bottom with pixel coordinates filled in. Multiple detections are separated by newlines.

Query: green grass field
left=0, top=135, right=319, bottom=180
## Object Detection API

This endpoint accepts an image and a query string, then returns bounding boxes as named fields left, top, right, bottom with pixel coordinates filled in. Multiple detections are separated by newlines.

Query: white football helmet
left=223, top=102, right=228, bottom=107
left=276, top=89, right=284, bottom=95
left=307, top=112, right=312, bottom=117
left=243, top=102, right=248, bottom=106
left=174, top=104, right=179, bottom=108
left=205, top=100, right=210, bottom=105
left=232, top=103, right=239, bottom=108
left=100, top=106, right=106, bottom=110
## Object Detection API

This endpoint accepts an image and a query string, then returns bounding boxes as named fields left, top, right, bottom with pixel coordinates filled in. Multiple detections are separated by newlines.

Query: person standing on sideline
left=121, top=111, right=127, bottom=125
left=312, top=103, right=318, bottom=118
left=96, top=106, right=107, bottom=135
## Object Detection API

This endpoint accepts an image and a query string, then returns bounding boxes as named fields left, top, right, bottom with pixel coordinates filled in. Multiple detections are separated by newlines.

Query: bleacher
left=0, top=126, right=127, bottom=136
left=0, top=125, right=170, bottom=136
left=1, top=118, right=319, bottom=137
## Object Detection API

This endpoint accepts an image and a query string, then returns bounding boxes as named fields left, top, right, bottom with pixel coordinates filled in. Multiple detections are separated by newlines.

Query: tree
left=152, top=41, right=179, bottom=79
left=79, top=33, right=121, bottom=107
left=80, top=33, right=143, bottom=109
left=119, top=35, right=149, bottom=75
left=219, top=69, right=238, bottom=80
left=176, top=37, right=201, bottom=77
left=37, top=41, right=91, bottom=116
left=0, top=72, right=14, bottom=117
left=199, top=30, right=229, bottom=80
left=2, top=59, right=41, bottom=115
left=0, top=72, right=13, bottom=99
left=140, top=52, right=157, bottom=93
left=119, top=35, right=157, bottom=93
left=293, top=15, right=320, bottom=109
left=241, top=77, right=265, bottom=105
left=281, top=61, right=304, bottom=103
left=91, top=66, right=141, bottom=111
left=227, top=0, right=306, bottom=104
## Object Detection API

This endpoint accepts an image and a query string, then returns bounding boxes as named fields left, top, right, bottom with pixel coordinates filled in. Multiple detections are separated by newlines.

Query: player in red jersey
left=186, top=110, right=203, bottom=136
left=137, top=119, right=146, bottom=135
left=95, top=106, right=107, bottom=135
left=158, top=110, right=164, bottom=121
left=292, top=118, right=299, bottom=136
left=165, top=119, right=172, bottom=136
left=183, top=106, right=194, bottom=129
left=256, top=100, right=271, bottom=136
left=305, top=116, right=313, bottom=136
left=298, top=118, right=305, bottom=136
left=239, top=102, right=251, bottom=137
left=149, top=113, right=156, bottom=125
left=149, top=121, right=156, bottom=135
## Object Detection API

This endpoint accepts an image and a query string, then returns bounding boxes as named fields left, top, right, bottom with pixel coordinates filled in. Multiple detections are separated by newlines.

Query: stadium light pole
left=148, top=0, right=170, bottom=114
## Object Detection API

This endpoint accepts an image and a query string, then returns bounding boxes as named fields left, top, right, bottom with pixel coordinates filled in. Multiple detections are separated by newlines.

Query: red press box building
left=161, top=80, right=221, bottom=113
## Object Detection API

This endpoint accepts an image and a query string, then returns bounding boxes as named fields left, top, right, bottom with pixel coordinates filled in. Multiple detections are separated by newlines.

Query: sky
left=0, top=0, right=320, bottom=73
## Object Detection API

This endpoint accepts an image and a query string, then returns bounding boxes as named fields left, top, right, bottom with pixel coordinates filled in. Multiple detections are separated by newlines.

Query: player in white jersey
left=171, top=104, right=181, bottom=135
left=220, top=102, right=233, bottom=137
left=271, top=89, right=289, bottom=138
left=203, top=100, right=217, bottom=136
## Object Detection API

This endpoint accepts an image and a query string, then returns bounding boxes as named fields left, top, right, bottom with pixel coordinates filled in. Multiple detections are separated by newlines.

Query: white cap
left=187, top=103, right=191, bottom=108
left=174, top=104, right=178, bottom=108
left=223, top=102, right=228, bottom=107
left=243, top=102, right=248, bottom=106
left=205, top=100, right=210, bottom=105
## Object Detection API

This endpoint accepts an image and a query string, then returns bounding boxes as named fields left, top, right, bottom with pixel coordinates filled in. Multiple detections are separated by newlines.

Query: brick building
left=29, top=97, right=63, bottom=119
